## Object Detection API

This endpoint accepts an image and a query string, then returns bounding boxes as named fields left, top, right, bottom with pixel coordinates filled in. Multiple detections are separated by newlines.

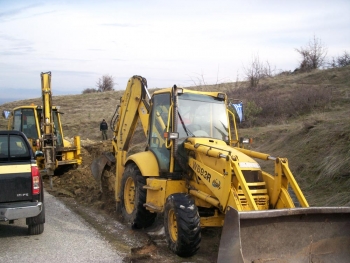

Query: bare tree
left=243, top=54, right=275, bottom=88
left=295, top=35, right=328, bottom=72
left=188, top=72, right=207, bottom=87
left=329, top=51, right=350, bottom=68
left=96, top=75, right=115, bottom=92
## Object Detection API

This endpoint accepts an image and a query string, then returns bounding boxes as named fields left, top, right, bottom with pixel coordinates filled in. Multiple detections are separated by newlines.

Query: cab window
left=149, top=93, right=170, bottom=171
left=13, top=108, right=38, bottom=139
left=0, top=134, right=30, bottom=162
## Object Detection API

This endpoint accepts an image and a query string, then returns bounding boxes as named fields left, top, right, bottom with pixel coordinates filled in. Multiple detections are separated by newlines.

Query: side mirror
left=2, top=110, right=11, bottom=119
left=35, top=150, right=44, bottom=158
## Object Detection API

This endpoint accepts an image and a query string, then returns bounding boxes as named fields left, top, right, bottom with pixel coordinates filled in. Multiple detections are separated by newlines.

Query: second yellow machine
left=92, top=75, right=350, bottom=262
left=7, top=72, right=82, bottom=186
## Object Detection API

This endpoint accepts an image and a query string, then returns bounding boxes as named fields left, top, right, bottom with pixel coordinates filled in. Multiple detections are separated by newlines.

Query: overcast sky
left=1, top=0, right=349, bottom=104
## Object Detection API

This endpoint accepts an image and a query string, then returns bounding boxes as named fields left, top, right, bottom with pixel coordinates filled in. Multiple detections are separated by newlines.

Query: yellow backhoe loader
left=5, top=72, right=82, bottom=187
left=91, top=75, right=350, bottom=262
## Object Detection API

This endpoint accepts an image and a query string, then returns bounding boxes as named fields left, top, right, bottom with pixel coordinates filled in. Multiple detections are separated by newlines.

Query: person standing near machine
left=100, top=119, right=108, bottom=140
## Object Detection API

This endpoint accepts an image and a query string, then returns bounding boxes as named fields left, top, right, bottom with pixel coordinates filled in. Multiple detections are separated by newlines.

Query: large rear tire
left=164, top=193, right=201, bottom=257
left=120, top=163, right=156, bottom=229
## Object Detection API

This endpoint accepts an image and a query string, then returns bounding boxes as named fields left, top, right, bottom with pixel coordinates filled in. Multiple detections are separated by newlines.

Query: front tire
left=164, top=193, right=201, bottom=257
left=120, top=163, right=156, bottom=229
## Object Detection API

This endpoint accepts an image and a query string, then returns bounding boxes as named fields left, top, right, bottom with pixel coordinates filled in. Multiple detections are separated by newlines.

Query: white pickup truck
left=0, top=130, right=45, bottom=235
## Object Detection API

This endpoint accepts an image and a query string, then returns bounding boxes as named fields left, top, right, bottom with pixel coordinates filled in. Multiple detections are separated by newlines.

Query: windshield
left=177, top=93, right=229, bottom=141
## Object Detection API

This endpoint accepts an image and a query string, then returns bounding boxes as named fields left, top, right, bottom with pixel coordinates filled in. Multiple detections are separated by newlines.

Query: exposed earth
left=43, top=139, right=221, bottom=263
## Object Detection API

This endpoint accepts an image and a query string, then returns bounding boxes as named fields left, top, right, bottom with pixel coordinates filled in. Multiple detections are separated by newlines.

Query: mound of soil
left=43, top=140, right=117, bottom=216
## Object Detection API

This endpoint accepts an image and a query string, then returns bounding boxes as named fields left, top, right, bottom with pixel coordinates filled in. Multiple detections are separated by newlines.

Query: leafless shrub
left=329, top=51, right=350, bottom=68
left=295, top=35, right=327, bottom=72
left=96, top=75, right=115, bottom=92
left=82, top=88, right=98, bottom=94
left=188, top=72, right=208, bottom=87
left=188, top=67, right=225, bottom=88
left=243, top=54, right=275, bottom=88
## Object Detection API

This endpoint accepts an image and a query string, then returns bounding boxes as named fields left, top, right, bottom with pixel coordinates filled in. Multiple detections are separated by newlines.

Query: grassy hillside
left=1, top=66, right=349, bottom=206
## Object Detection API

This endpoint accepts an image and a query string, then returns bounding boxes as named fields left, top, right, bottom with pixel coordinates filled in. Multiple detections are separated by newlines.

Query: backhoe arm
left=114, top=75, right=150, bottom=152
left=111, top=76, right=150, bottom=202
left=41, top=72, right=56, bottom=177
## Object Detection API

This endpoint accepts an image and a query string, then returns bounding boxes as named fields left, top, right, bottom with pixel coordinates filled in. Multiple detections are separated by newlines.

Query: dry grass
left=1, top=66, right=350, bottom=206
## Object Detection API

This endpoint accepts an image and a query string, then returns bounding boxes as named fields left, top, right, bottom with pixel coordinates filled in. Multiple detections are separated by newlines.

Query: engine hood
left=184, top=137, right=261, bottom=170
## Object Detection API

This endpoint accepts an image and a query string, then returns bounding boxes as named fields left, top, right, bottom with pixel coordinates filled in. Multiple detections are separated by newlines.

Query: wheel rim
left=124, top=177, right=135, bottom=214
left=168, top=209, right=178, bottom=242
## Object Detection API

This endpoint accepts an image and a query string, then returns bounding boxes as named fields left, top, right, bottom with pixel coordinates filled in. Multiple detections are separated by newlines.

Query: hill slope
left=1, top=67, right=349, bottom=206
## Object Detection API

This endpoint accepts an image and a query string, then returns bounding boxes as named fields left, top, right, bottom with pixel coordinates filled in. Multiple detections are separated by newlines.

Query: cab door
left=148, top=93, right=171, bottom=172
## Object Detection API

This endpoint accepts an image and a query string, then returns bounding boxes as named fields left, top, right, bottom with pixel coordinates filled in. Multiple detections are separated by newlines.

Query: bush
left=227, top=84, right=331, bottom=127
left=295, top=35, right=327, bottom=72
left=96, top=75, right=115, bottom=92
left=243, top=101, right=262, bottom=127
left=243, top=54, right=275, bottom=88
left=329, top=51, right=350, bottom=68
left=82, top=88, right=98, bottom=94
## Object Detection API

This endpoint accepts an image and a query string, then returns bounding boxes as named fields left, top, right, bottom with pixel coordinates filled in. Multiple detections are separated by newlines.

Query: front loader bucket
left=218, top=207, right=350, bottom=263
left=90, top=151, right=115, bottom=185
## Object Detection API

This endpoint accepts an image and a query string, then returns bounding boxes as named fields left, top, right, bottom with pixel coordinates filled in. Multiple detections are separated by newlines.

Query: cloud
left=0, top=34, right=35, bottom=56
left=100, top=23, right=140, bottom=27
left=0, top=3, right=41, bottom=19
left=0, top=0, right=349, bottom=104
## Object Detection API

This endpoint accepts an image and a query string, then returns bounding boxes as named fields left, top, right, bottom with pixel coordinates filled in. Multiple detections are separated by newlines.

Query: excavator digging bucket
left=218, top=207, right=350, bottom=263
left=90, top=152, right=116, bottom=184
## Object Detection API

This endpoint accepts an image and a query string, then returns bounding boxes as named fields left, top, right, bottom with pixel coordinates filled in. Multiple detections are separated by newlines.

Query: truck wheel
left=164, top=193, right=201, bottom=257
left=28, top=222, right=44, bottom=235
left=120, top=163, right=156, bottom=229
left=27, top=203, right=45, bottom=235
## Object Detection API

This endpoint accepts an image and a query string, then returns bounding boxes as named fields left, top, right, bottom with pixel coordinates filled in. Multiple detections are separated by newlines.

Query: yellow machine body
left=6, top=72, right=82, bottom=178
left=91, top=75, right=350, bottom=261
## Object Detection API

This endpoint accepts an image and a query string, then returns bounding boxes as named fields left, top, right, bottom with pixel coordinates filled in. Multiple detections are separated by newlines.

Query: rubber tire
left=164, top=193, right=201, bottom=257
left=120, top=163, right=156, bottom=229
left=27, top=204, right=45, bottom=235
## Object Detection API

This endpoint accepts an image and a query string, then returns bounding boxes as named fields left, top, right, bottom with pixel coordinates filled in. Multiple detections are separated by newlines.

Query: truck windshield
left=177, top=93, right=229, bottom=141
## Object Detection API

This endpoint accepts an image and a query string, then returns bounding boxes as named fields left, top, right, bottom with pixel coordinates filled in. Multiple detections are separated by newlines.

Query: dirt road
left=57, top=194, right=220, bottom=263
left=0, top=191, right=123, bottom=263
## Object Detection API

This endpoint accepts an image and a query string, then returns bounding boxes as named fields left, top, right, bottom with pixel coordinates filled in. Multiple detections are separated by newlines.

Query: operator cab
left=12, top=107, right=64, bottom=147
left=148, top=90, right=229, bottom=174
